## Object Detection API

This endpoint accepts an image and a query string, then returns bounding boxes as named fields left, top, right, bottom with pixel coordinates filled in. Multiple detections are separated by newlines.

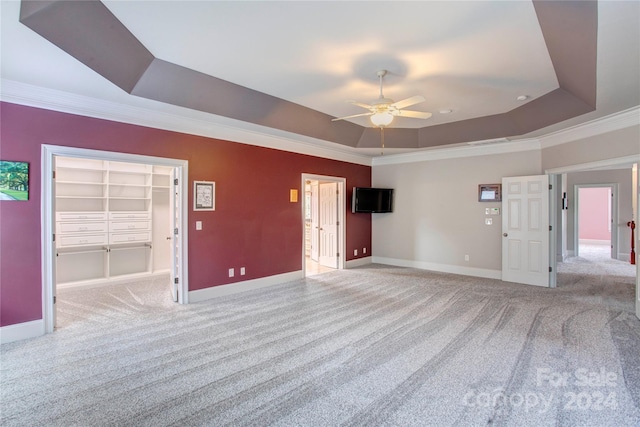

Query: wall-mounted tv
left=352, top=187, right=394, bottom=213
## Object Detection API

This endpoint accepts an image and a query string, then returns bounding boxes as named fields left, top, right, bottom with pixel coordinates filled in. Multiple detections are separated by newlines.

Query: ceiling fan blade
left=347, top=100, right=374, bottom=110
left=391, top=95, right=426, bottom=110
left=331, top=112, right=374, bottom=122
left=394, top=110, right=433, bottom=119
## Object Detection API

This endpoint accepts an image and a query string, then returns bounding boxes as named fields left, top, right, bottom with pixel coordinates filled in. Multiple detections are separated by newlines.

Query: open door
left=318, top=182, right=338, bottom=269
left=502, top=175, right=550, bottom=287
left=635, top=163, right=639, bottom=319
left=171, top=167, right=181, bottom=302
left=310, top=181, right=319, bottom=263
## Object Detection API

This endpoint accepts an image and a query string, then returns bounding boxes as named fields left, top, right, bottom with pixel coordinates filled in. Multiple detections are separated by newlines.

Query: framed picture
left=0, top=160, right=29, bottom=201
left=478, top=184, right=501, bottom=202
left=194, top=181, right=215, bottom=211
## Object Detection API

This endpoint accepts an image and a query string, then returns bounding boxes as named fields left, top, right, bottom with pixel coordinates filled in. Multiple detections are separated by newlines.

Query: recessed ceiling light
left=439, top=109, right=453, bottom=114
left=516, top=95, right=529, bottom=101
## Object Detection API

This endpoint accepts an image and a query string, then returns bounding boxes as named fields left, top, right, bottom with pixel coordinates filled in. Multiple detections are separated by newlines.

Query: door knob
left=503, top=233, right=508, bottom=237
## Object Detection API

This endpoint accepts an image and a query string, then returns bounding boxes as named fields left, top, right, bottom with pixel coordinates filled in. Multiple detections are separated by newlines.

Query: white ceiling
left=1, top=0, right=639, bottom=156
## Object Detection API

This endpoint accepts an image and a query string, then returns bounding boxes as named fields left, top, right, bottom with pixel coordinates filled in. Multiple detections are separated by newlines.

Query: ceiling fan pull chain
left=381, top=127, right=385, bottom=156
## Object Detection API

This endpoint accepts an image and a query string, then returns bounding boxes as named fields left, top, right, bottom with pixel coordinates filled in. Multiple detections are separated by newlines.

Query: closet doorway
left=42, top=145, right=189, bottom=334
left=302, top=174, right=346, bottom=277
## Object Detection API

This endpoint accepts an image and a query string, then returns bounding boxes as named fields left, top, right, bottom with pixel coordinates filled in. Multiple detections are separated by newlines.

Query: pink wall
left=0, top=102, right=372, bottom=327
left=578, top=187, right=611, bottom=241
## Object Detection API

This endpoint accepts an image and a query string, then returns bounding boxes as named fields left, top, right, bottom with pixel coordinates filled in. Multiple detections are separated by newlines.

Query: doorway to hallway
left=301, top=174, right=346, bottom=277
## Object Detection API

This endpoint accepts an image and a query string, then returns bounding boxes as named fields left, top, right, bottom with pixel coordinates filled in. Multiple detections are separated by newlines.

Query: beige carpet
left=1, top=257, right=638, bottom=426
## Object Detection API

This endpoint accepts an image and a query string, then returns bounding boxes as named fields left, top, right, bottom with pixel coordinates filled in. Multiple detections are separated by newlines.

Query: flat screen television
left=352, top=187, right=394, bottom=213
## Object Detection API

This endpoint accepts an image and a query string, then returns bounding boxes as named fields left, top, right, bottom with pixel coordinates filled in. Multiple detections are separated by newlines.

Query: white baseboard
left=0, top=319, right=45, bottom=344
left=567, top=250, right=575, bottom=257
left=188, top=271, right=303, bottom=302
left=618, top=253, right=632, bottom=262
left=579, top=239, right=610, bottom=246
left=346, top=256, right=372, bottom=268
left=372, top=256, right=502, bottom=280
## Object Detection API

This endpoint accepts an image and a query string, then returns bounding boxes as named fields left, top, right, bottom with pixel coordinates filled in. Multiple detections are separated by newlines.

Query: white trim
left=540, top=107, right=640, bottom=149
left=188, top=271, right=303, bottom=302
left=1, top=79, right=371, bottom=167
left=372, top=138, right=540, bottom=166
left=545, top=155, right=640, bottom=175
left=0, top=320, right=45, bottom=344
left=578, top=239, right=611, bottom=246
left=372, top=256, right=502, bottom=280
left=301, top=174, right=346, bottom=276
left=346, top=256, right=372, bottom=268
left=4, top=80, right=639, bottom=167
left=41, top=145, right=190, bottom=334
left=618, top=253, right=631, bottom=262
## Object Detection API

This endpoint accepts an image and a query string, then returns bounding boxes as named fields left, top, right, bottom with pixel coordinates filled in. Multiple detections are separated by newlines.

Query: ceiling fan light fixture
left=370, top=111, right=394, bottom=127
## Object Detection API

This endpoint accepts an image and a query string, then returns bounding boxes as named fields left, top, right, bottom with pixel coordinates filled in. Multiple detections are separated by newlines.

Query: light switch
left=195, top=221, right=202, bottom=230
left=290, top=189, right=298, bottom=202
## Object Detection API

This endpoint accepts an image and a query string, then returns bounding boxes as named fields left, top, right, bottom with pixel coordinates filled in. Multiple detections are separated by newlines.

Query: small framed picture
left=0, top=160, right=29, bottom=201
left=194, top=181, right=215, bottom=211
left=478, top=184, right=501, bottom=202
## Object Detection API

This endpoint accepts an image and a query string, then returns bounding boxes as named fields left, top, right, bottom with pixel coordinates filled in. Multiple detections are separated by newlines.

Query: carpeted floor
left=1, top=255, right=638, bottom=426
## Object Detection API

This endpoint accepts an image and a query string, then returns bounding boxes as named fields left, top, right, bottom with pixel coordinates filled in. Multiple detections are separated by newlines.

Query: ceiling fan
left=332, top=70, right=432, bottom=128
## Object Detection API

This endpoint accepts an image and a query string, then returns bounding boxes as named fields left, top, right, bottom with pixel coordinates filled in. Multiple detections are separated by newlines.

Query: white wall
left=372, top=149, right=541, bottom=277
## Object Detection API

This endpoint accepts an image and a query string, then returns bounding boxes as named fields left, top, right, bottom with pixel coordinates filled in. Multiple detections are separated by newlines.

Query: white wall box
left=54, top=156, right=172, bottom=286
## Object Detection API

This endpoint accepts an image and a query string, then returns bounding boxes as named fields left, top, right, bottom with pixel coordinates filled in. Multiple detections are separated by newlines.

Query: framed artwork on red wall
left=194, top=180, right=215, bottom=211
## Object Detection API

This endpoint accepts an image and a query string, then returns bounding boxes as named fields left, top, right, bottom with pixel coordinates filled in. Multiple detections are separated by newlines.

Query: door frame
left=545, top=154, right=640, bottom=300
left=301, top=173, right=346, bottom=276
left=573, top=183, right=618, bottom=260
left=41, top=145, right=190, bottom=334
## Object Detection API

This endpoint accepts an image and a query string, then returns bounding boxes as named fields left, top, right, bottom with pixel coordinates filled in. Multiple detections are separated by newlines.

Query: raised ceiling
left=2, top=1, right=639, bottom=156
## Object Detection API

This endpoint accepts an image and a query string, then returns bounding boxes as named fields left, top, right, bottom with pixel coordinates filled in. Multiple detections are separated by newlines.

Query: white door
left=502, top=175, right=550, bottom=287
left=310, top=182, right=319, bottom=262
left=318, top=182, right=338, bottom=268
left=170, top=168, right=181, bottom=302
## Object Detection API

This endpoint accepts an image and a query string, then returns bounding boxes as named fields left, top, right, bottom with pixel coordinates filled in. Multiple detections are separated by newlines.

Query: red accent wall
left=0, top=102, right=371, bottom=327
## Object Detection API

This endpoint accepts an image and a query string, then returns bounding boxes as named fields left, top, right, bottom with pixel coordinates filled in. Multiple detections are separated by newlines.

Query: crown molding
left=539, top=106, right=640, bottom=148
left=372, top=138, right=541, bottom=166
left=0, top=79, right=372, bottom=167
left=3, top=79, right=638, bottom=168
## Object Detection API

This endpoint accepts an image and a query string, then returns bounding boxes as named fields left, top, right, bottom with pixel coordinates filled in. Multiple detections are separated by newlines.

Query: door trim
left=301, top=173, right=346, bottom=276
left=41, top=145, right=190, bottom=334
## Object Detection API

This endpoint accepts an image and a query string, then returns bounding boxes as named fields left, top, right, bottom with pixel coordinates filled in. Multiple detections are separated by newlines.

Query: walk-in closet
left=54, top=156, right=173, bottom=287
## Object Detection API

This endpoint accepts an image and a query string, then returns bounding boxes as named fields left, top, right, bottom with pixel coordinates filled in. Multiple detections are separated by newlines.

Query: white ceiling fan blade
left=331, top=112, right=374, bottom=122
left=347, top=100, right=374, bottom=110
left=394, top=110, right=433, bottom=119
left=391, top=95, right=426, bottom=110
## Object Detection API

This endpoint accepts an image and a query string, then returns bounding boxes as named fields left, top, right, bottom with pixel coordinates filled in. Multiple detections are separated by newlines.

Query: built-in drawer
left=57, top=221, right=108, bottom=234
left=109, top=212, right=150, bottom=220
left=57, top=234, right=107, bottom=247
left=109, top=232, right=151, bottom=244
left=109, top=220, right=151, bottom=232
left=56, top=212, right=107, bottom=221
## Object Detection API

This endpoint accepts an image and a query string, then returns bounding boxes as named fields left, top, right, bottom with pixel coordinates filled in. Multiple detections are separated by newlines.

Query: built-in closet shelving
left=55, top=157, right=172, bottom=286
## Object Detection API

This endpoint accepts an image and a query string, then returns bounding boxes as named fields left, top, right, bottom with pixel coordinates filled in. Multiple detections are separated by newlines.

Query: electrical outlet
left=363, top=247, right=367, bottom=254
left=240, top=267, right=245, bottom=275
left=464, top=254, right=470, bottom=262
left=485, top=218, right=493, bottom=225
left=228, top=268, right=234, bottom=277
left=354, top=249, right=358, bottom=256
